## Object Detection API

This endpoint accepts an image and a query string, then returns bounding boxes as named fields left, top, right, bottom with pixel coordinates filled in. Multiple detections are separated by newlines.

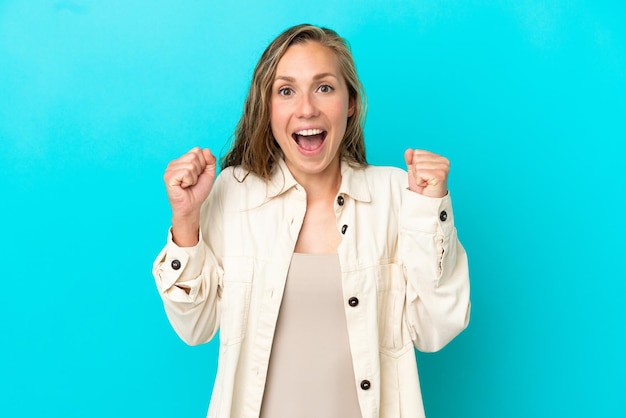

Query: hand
left=404, top=149, right=449, bottom=198
left=164, top=148, right=216, bottom=245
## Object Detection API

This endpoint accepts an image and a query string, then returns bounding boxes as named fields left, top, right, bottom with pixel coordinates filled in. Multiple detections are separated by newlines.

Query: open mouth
left=292, top=129, right=327, bottom=151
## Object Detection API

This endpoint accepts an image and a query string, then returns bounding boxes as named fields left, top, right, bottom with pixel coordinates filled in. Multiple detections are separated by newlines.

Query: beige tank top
left=260, top=253, right=362, bottom=418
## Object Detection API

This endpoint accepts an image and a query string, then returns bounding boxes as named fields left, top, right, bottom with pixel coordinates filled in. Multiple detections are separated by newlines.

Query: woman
left=153, top=24, right=470, bottom=418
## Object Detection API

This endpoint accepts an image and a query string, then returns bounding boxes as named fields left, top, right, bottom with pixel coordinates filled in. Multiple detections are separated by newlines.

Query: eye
left=318, top=84, right=334, bottom=93
left=278, top=87, right=294, bottom=96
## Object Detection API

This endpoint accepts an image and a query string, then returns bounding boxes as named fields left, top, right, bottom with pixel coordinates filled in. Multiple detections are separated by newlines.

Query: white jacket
left=153, top=159, right=471, bottom=418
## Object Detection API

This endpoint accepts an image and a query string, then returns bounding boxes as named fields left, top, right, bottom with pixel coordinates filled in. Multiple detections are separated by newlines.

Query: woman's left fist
left=404, top=149, right=450, bottom=198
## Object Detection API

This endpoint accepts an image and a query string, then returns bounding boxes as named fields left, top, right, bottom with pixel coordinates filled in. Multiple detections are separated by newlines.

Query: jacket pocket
left=219, top=257, right=253, bottom=346
left=376, top=262, right=411, bottom=355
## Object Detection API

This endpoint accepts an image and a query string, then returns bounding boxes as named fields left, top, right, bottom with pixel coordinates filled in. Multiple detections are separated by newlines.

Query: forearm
left=153, top=228, right=222, bottom=345
left=399, top=190, right=471, bottom=352
left=171, top=212, right=201, bottom=247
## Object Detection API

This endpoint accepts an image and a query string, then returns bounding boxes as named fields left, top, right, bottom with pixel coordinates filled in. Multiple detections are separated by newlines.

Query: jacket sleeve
left=399, top=190, right=471, bottom=352
left=152, top=174, right=225, bottom=346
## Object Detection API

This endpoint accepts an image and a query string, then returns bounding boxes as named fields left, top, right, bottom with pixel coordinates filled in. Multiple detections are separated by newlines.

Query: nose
left=295, top=92, right=319, bottom=118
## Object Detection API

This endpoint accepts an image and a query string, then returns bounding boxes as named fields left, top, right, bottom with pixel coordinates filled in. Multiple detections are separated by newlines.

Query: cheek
left=332, top=103, right=351, bottom=128
left=334, top=97, right=351, bottom=120
left=269, top=103, right=288, bottom=128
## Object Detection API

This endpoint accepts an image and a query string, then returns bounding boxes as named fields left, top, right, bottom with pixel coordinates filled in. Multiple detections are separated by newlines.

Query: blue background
left=1, top=0, right=624, bottom=417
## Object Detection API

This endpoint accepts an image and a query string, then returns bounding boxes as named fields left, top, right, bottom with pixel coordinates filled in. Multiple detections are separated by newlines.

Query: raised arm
left=401, top=149, right=471, bottom=352
left=152, top=147, right=224, bottom=345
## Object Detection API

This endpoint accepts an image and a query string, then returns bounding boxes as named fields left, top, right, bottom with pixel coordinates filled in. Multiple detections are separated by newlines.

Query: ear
left=348, top=97, right=356, bottom=117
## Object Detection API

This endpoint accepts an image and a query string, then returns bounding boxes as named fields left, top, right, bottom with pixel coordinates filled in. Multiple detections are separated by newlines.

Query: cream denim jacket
left=153, top=159, right=470, bottom=418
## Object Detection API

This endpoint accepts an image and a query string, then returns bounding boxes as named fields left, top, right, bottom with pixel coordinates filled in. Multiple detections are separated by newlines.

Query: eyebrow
left=274, top=72, right=339, bottom=83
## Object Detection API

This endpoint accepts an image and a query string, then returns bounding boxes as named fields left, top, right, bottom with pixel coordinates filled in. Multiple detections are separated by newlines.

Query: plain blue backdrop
left=1, top=0, right=624, bottom=417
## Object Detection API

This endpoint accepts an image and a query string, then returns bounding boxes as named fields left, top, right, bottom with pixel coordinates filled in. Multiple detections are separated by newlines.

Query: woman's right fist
left=164, top=147, right=216, bottom=219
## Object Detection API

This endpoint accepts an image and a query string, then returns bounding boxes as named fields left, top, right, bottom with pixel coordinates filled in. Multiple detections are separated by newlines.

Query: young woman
left=153, top=24, right=470, bottom=418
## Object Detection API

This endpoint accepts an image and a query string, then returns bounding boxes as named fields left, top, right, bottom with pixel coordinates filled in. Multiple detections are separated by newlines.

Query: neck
left=292, top=159, right=342, bottom=202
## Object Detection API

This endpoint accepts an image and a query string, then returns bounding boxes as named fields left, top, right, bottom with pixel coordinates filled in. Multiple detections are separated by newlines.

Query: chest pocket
left=219, top=257, right=253, bottom=346
left=376, top=262, right=411, bottom=355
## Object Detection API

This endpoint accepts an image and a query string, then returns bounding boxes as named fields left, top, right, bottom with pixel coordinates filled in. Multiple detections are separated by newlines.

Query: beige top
left=260, top=253, right=362, bottom=418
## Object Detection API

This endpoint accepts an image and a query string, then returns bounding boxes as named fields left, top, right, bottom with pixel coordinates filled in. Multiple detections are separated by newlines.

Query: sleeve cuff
left=157, top=228, right=207, bottom=290
left=400, top=190, right=455, bottom=236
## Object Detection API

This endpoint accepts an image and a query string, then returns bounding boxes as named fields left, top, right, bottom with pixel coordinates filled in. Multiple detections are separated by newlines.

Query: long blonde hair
left=220, top=24, right=367, bottom=179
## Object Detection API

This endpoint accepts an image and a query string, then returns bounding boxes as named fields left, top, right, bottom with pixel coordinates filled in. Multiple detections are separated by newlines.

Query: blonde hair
left=221, top=24, right=367, bottom=179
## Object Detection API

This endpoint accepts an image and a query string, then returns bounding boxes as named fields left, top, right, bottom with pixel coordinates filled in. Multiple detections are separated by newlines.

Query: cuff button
left=439, top=210, right=448, bottom=222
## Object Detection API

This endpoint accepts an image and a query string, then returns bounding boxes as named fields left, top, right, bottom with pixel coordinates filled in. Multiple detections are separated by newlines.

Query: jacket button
left=360, top=380, right=371, bottom=390
left=341, top=224, right=348, bottom=234
left=439, top=210, right=448, bottom=221
left=171, top=259, right=181, bottom=270
left=348, top=297, right=359, bottom=307
left=337, top=195, right=344, bottom=206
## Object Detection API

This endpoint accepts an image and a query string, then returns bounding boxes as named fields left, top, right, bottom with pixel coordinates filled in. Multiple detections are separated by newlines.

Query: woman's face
left=270, top=41, right=354, bottom=182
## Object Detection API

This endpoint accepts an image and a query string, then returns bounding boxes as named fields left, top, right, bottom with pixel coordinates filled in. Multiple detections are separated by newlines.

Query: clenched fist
left=164, top=147, right=216, bottom=246
left=404, top=149, right=449, bottom=198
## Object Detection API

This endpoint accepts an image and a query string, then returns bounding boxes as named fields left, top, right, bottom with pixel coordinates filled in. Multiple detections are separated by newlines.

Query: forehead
left=275, top=41, right=342, bottom=79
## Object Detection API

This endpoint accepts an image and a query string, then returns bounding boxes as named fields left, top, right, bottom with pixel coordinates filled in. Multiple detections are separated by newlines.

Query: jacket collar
left=266, top=159, right=300, bottom=199
left=266, top=158, right=372, bottom=203
left=339, top=160, right=371, bottom=203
